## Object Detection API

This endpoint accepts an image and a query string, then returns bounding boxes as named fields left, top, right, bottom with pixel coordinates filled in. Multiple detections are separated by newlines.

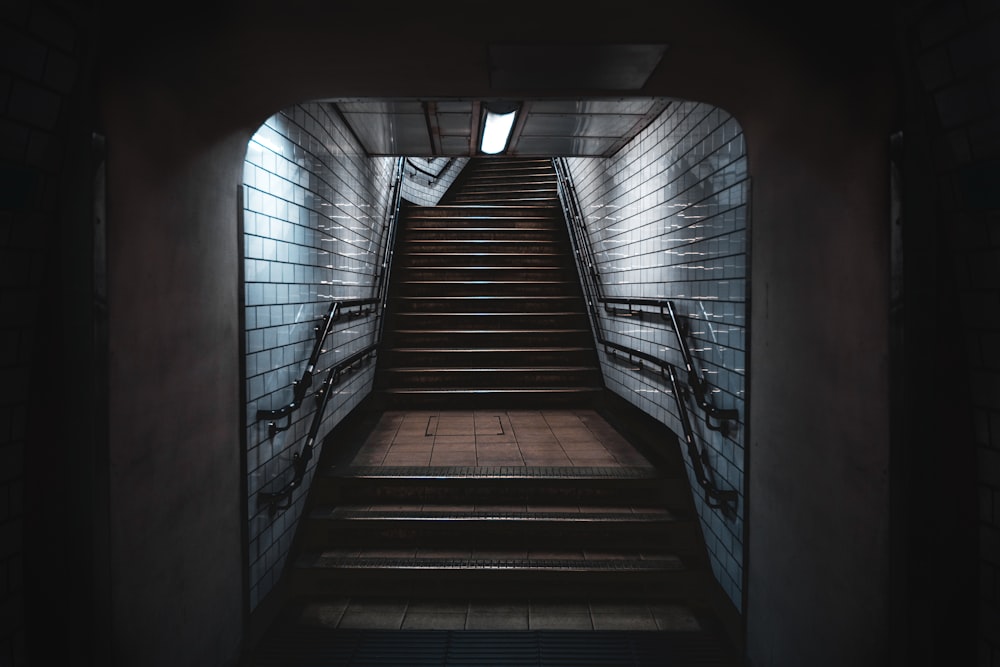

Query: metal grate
left=334, top=466, right=661, bottom=480
left=248, top=629, right=741, bottom=666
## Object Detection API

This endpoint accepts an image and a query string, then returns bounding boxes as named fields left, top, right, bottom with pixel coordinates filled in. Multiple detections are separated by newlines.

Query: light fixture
left=480, top=102, right=519, bottom=155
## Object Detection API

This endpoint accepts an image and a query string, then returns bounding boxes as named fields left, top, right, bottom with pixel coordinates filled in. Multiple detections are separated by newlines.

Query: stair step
left=289, top=551, right=705, bottom=599
left=390, top=312, right=590, bottom=328
left=392, top=295, right=585, bottom=313
left=404, top=205, right=561, bottom=218
left=389, top=328, right=593, bottom=345
left=300, top=553, right=685, bottom=573
left=401, top=252, right=567, bottom=267
left=396, top=280, right=580, bottom=297
left=377, top=386, right=605, bottom=407
left=399, top=266, right=575, bottom=281
left=383, top=347, right=597, bottom=367
left=300, top=506, right=699, bottom=552
left=317, top=463, right=684, bottom=506
left=379, top=367, right=602, bottom=389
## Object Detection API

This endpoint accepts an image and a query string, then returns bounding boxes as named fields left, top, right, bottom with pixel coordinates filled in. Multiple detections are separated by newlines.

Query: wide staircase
left=242, top=159, right=743, bottom=666
left=375, top=157, right=604, bottom=408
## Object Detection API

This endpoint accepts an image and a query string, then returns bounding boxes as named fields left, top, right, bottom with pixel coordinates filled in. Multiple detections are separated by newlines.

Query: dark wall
left=1, top=2, right=107, bottom=665
left=3, top=0, right=993, bottom=665
left=892, top=2, right=1000, bottom=665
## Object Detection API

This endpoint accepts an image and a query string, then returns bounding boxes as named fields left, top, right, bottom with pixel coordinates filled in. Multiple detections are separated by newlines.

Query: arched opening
left=238, top=97, right=750, bottom=654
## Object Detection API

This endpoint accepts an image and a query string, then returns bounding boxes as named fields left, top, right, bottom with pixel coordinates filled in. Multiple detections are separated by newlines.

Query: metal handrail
left=254, top=298, right=377, bottom=436
left=601, top=296, right=739, bottom=433
left=256, top=344, right=376, bottom=513
left=256, top=157, right=405, bottom=516
left=553, top=157, right=738, bottom=512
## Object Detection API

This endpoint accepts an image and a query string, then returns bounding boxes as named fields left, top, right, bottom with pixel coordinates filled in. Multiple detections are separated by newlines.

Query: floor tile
left=650, top=604, right=702, bottom=631
left=401, top=612, right=468, bottom=630
left=337, top=610, right=405, bottom=629
left=466, top=613, right=528, bottom=630
left=529, top=613, right=593, bottom=630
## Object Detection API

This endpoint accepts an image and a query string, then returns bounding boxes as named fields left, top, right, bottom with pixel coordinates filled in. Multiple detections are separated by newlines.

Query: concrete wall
left=565, top=99, right=749, bottom=611
left=242, top=104, right=396, bottom=610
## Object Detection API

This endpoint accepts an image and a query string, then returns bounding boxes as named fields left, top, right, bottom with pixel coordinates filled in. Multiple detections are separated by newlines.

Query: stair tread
left=313, top=506, right=682, bottom=522
left=299, top=553, right=686, bottom=571
left=394, top=312, right=584, bottom=317
left=389, top=346, right=593, bottom=352
left=384, top=366, right=598, bottom=372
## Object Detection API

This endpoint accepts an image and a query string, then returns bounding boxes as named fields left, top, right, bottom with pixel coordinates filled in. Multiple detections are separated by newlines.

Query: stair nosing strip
left=304, top=556, right=685, bottom=571
left=327, top=465, right=660, bottom=479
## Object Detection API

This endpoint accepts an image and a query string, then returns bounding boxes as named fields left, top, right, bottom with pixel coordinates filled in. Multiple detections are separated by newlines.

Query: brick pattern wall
left=904, top=2, right=1000, bottom=663
left=243, top=103, right=396, bottom=611
left=1, top=4, right=87, bottom=665
left=565, top=100, right=748, bottom=611
left=401, top=157, right=468, bottom=205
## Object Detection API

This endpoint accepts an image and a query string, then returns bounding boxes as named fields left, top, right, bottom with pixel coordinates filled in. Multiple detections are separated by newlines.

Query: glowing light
left=480, top=108, right=517, bottom=154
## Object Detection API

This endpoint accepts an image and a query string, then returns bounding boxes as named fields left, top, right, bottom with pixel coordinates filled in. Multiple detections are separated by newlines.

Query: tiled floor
left=349, top=409, right=651, bottom=468
left=299, top=597, right=702, bottom=632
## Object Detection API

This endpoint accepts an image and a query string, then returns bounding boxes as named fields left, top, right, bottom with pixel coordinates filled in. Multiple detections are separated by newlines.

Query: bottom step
left=247, top=628, right=742, bottom=667
left=291, top=552, right=708, bottom=600
left=379, top=386, right=604, bottom=408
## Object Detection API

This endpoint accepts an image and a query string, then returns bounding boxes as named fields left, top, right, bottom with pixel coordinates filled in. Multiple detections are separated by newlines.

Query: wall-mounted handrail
left=256, top=157, right=405, bottom=516
left=553, top=157, right=738, bottom=513
left=601, top=339, right=738, bottom=511
left=255, top=298, right=377, bottom=436
left=256, top=344, right=377, bottom=513
left=600, top=296, right=740, bottom=433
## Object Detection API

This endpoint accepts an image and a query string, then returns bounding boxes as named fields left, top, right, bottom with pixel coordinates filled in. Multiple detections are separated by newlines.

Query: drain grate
left=335, top=466, right=661, bottom=479
left=248, top=629, right=741, bottom=666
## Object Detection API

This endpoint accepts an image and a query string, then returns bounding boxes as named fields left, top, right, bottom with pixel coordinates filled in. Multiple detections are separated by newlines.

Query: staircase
left=375, top=157, right=603, bottom=408
left=242, top=159, right=743, bottom=666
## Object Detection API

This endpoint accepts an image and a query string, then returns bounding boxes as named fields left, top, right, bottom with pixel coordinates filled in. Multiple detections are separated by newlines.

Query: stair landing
left=349, top=409, right=651, bottom=468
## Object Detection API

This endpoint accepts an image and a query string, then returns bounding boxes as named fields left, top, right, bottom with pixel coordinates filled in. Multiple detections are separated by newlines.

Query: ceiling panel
left=327, top=97, right=672, bottom=158
left=511, top=135, right=620, bottom=156
left=519, top=113, right=649, bottom=138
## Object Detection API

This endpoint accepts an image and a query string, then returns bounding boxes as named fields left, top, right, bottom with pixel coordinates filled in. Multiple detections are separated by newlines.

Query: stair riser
left=299, top=521, right=698, bottom=553
left=396, top=282, right=580, bottom=298
left=392, top=297, right=585, bottom=314
left=377, top=369, right=603, bottom=388
left=316, top=478, right=685, bottom=507
left=450, top=195, right=560, bottom=205
left=401, top=253, right=569, bottom=268
left=463, top=167, right=555, bottom=181
left=288, top=569, right=708, bottom=602
left=462, top=180, right=558, bottom=192
left=387, top=331, right=594, bottom=347
left=391, top=313, right=591, bottom=328
left=399, top=241, right=567, bottom=254
left=404, top=206, right=561, bottom=218
left=382, top=350, right=597, bottom=367
left=378, top=388, right=605, bottom=409
left=399, top=268, right=576, bottom=282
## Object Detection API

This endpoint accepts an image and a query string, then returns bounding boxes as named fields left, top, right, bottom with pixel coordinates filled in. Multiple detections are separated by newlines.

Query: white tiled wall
left=401, top=156, right=468, bottom=205
left=242, top=102, right=397, bottom=611
left=565, top=100, right=749, bottom=610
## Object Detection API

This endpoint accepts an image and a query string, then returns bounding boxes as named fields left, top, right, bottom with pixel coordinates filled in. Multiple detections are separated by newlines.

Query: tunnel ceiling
left=324, top=41, right=672, bottom=158
left=327, top=96, right=673, bottom=158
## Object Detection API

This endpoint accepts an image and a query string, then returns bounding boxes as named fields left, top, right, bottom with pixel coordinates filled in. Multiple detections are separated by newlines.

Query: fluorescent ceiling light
left=480, top=107, right=517, bottom=154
